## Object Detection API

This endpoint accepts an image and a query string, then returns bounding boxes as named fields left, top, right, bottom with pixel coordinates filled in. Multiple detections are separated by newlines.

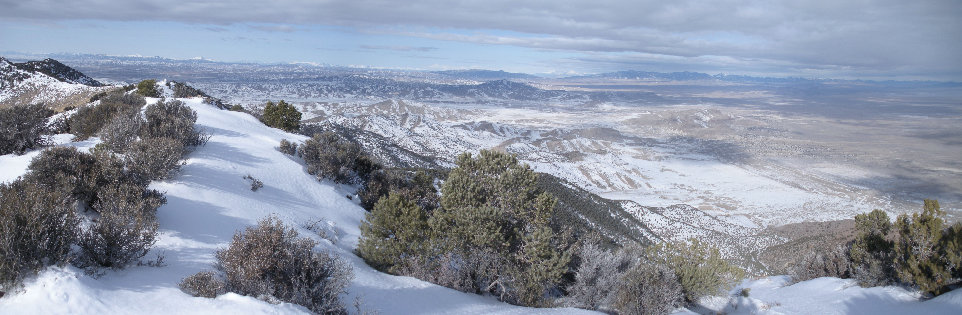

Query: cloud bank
left=2, top=0, right=959, bottom=79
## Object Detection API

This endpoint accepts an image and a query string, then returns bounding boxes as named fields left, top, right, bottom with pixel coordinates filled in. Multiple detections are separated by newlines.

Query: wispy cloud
left=360, top=45, right=438, bottom=52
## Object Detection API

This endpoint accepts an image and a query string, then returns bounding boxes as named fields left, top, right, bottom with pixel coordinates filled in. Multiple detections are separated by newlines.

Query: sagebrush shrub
left=614, top=263, right=684, bottom=315
left=99, top=109, right=144, bottom=153
left=179, top=271, right=225, bottom=298
left=77, top=183, right=164, bottom=269
left=25, top=146, right=101, bottom=205
left=791, top=245, right=851, bottom=282
left=565, top=234, right=632, bottom=311
left=142, top=99, right=204, bottom=148
left=278, top=139, right=297, bottom=155
left=125, top=137, right=185, bottom=180
left=69, top=102, right=126, bottom=141
left=645, top=239, right=743, bottom=303
left=215, top=216, right=352, bottom=314
left=299, top=132, right=368, bottom=184
left=0, top=103, right=53, bottom=155
left=0, top=178, right=78, bottom=289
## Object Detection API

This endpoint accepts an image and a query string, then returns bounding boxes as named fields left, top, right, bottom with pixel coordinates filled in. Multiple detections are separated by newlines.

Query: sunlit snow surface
left=0, top=98, right=594, bottom=314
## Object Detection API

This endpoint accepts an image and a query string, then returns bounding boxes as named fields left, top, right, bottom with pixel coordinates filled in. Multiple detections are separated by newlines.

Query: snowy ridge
left=0, top=57, right=111, bottom=107
left=0, top=97, right=593, bottom=314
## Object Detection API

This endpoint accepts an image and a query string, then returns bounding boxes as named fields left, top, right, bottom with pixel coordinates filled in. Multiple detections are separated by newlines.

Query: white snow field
left=690, top=276, right=962, bottom=315
left=0, top=97, right=594, bottom=314
left=1, top=97, right=959, bottom=314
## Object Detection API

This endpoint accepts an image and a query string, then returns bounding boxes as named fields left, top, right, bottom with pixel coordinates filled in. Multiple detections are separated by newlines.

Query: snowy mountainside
left=0, top=57, right=111, bottom=109
left=0, top=97, right=594, bottom=314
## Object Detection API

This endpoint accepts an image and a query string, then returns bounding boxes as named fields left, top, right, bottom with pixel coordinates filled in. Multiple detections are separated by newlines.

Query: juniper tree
left=894, top=199, right=951, bottom=295
left=357, top=192, right=429, bottom=273
left=432, top=150, right=571, bottom=306
left=849, top=209, right=895, bottom=286
left=260, top=100, right=301, bottom=132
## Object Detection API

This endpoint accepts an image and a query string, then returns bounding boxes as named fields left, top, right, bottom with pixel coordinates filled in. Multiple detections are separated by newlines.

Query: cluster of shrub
left=281, top=132, right=743, bottom=314
left=791, top=199, right=962, bottom=296
left=1, top=90, right=205, bottom=294
left=179, top=216, right=353, bottom=314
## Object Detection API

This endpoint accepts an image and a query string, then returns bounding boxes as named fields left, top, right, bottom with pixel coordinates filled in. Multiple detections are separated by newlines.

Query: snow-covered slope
left=0, top=57, right=111, bottom=108
left=0, top=97, right=594, bottom=314
left=691, top=276, right=962, bottom=315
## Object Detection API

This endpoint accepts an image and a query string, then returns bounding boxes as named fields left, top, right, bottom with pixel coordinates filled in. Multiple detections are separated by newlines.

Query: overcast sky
left=1, top=0, right=960, bottom=80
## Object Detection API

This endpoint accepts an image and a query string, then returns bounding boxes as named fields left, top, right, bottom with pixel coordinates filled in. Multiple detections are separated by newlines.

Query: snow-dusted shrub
left=142, top=99, right=206, bottom=149
left=278, top=139, right=297, bottom=155
left=136, top=79, right=160, bottom=97
left=179, top=271, right=225, bottom=298
left=101, top=90, right=147, bottom=108
left=299, top=132, right=371, bottom=185
left=125, top=137, right=184, bottom=180
left=215, top=216, right=353, bottom=314
left=0, top=178, right=78, bottom=289
left=645, top=239, right=744, bottom=303
left=25, top=146, right=101, bottom=205
left=69, top=101, right=126, bottom=141
left=790, top=245, right=851, bottom=282
left=243, top=174, right=264, bottom=191
left=77, top=182, right=164, bottom=270
left=614, top=262, right=684, bottom=315
left=0, top=103, right=53, bottom=155
left=99, top=109, right=143, bottom=153
left=565, top=233, right=632, bottom=311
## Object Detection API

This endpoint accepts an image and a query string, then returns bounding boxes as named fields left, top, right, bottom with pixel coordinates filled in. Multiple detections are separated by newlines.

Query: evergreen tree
left=136, top=79, right=160, bottom=97
left=849, top=209, right=895, bottom=286
left=433, top=150, right=571, bottom=306
left=260, top=100, right=301, bottom=132
left=357, top=193, right=429, bottom=273
left=894, top=199, right=950, bottom=295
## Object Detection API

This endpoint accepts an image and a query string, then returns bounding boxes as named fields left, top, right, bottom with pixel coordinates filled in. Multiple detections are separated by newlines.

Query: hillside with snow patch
left=0, top=97, right=594, bottom=314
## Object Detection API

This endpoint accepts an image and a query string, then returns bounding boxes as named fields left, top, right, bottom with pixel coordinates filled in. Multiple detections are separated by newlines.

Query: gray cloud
left=2, top=0, right=959, bottom=79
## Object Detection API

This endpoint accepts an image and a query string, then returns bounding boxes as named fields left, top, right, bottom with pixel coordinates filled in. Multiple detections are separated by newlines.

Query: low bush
left=278, top=139, right=297, bottom=155
left=645, top=239, right=743, bottom=303
left=142, top=99, right=205, bottom=148
left=243, top=174, right=264, bottom=191
left=791, top=245, right=851, bottom=282
left=299, top=132, right=374, bottom=185
left=179, top=271, right=225, bottom=298
left=0, top=178, right=78, bottom=289
left=99, top=109, right=144, bottom=153
left=614, top=262, right=684, bottom=315
left=24, top=146, right=101, bottom=205
left=0, top=103, right=53, bottom=155
left=77, top=183, right=164, bottom=269
left=69, top=91, right=147, bottom=141
left=210, top=216, right=352, bottom=313
left=125, top=137, right=184, bottom=181
left=565, top=233, right=632, bottom=311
